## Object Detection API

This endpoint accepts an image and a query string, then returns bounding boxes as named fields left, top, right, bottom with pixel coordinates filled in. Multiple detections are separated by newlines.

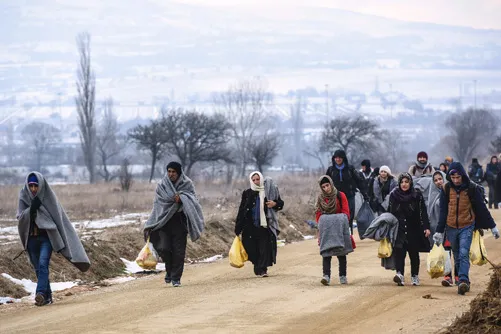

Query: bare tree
left=22, top=122, right=62, bottom=171
left=320, top=114, right=383, bottom=162
left=119, top=157, right=133, bottom=192
left=214, top=77, right=274, bottom=176
left=290, top=96, right=306, bottom=166
left=160, top=108, right=233, bottom=175
left=381, top=129, right=408, bottom=172
left=128, top=119, right=168, bottom=183
left=75, top=31, right=97, bottom=183
left=249, top=133, right=281, bottom=173
left=444, top=108, right=499, bottom=164
left=96, top=98, right=124, bottom=182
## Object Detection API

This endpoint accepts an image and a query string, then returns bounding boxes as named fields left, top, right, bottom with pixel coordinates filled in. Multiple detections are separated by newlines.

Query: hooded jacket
left=485, top=157, right=500, bottom=184
left=326, top=150, right=368, bottom=199
left=436, top=162, right=496, bottom=233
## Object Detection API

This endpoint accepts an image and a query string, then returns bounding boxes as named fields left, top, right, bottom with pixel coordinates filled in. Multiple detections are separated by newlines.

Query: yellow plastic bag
left=135, top=238, right=159, bottom=270
left=229, top=236, right=248, bottom=268
left=377, top=238, right=392, bottom=258
left=427, top=244, right=446, bottom=278
left=470, top=230, right=488, bottom=266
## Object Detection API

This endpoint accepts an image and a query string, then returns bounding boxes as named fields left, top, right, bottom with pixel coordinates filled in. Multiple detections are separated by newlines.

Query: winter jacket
left=496, top=172, right=501, bottom=203
left=408, top=163, right=434, bottom=177
left=388, top=190, right=431, bottom=252
left=437, top=162, right=496, bottom=233
left=485, top=161, right=500, bottom=184
left=326, top=152, right=368, bottom=199
left=315, top=192, right=350, bottom=223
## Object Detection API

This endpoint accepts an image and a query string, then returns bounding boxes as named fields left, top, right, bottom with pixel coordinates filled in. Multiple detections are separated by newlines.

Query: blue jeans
left=27, top=234, right=53, bottom=299
left=446, top=224, right=474, bottom=284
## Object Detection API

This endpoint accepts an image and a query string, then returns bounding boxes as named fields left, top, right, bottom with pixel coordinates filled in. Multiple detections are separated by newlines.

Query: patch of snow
left=277, top=239, right=286, bottom=247
left=0, top=226, right=18, bottom=234
left=103, top=276, right=136, bottom=285
left=303, top=235, right=315, bottom=240
left=196, top=254, right=223, bottom=263
left=121, top=258, right=165, bottom=274
left=1, top=273, right=78, bottom=295
left=0, top=296, right=20, bottom=305
left=74, top=212, right=149, bottom=229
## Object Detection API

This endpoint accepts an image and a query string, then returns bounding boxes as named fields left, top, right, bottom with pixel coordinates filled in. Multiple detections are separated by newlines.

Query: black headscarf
left=391, top=172, right=418, bottom=203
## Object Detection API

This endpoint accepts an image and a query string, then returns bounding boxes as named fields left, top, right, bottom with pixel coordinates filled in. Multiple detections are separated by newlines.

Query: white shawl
left=249, top=171, right=267, bottom=228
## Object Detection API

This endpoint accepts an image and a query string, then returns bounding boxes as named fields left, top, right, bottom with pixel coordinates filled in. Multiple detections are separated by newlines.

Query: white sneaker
left=339, top=276, right=348, bottom=284
left=393, top=273, right=405, bottom=286
left=411, top=275, right=420, bottom=286
left=321, top=275, right=330, bottom=286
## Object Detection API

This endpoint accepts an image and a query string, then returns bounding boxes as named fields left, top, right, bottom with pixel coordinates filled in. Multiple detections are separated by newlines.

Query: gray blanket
left=362, top=212, right=399, bottom=244
left=17, top=172, right=90, bottom=272
left=373, top=177, right=397, bottom=207
left=264, top=177, right=280, bottom=238
left=318, top=213, right=353, bottom=257
left=144, top=173, right=204, bottom=242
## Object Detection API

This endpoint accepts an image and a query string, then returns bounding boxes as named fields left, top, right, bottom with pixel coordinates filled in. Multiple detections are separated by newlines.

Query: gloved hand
left=143, top=228, right=151, bottom=242
left=30, top=196, right=42, bottom=214
left=492, top=227, right=500, bottom=239
left=433, top=232, right=444, bottom=245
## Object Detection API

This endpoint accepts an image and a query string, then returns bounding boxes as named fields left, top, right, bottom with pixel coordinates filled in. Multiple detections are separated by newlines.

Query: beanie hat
left=472, top=158, right=478, bottom=164
left=379, top=165, right=391, bottom=176
left=166, top=161, right=182, bottom=175
left=445, top=156, right=453, bottom=162
left=361, top=159, right=371, bottom=168
left=28, top=174, right=38, bottom=185
left=417, top=151, right=428, bottom=160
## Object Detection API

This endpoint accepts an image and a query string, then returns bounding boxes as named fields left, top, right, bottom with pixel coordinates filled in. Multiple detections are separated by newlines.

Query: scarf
left=17, top=172, right=90, bottom=272
left=316, top=175, right=338, bottom=214
left=249, top=171, right=267, bottom=228
left=335, top=163, right=345, bottom=181
left=391, top=172, right=417, bottom=203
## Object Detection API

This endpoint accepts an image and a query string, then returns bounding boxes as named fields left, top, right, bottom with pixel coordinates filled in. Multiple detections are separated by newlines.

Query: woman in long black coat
left=235, top=171, right=284, bottom=277
left=388, top=172, right=431, bottom=287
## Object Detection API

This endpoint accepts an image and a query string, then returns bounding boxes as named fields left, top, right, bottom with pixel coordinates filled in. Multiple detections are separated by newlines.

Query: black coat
left=326, top=164, right=367, bottom=199
left=235, top=189, right=284, bottom=265
left=388, top=190, right=431, bottom=253
left=496, top=172, right=501, bottom=203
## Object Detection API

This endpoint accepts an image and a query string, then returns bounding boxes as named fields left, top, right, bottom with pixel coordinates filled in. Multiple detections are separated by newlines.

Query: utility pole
left=325, top=84, right=329, bottom=121
left=473, top=79, right=477, bottom=109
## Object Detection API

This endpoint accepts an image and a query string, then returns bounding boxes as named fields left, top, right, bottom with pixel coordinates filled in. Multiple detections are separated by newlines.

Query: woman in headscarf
left=235, top=171, right=284, bottom=277
left=388, top=172, right=431, bottom=287
left=315, top=175, right=352, bottom=286
left=17, top=172, right=90, bottom=306
left=372, top=166, right=397, bottom=215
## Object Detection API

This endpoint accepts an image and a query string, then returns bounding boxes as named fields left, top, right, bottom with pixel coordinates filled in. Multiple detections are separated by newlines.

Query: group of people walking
left=16, top=151, right=500, bottom=307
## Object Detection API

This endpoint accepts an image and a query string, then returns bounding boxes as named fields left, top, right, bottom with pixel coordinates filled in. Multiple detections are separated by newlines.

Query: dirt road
left=1, top=233, right=500, bottom=334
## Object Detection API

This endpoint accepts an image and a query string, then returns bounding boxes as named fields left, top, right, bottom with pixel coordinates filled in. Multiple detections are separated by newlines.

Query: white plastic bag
left=135, top=238, right=159, bottom=270
left=444, top=249, right=452, bottom=275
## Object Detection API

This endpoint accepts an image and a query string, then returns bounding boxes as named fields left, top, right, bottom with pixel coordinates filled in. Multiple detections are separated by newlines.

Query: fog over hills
left=1, top=0, right=501, bottom=107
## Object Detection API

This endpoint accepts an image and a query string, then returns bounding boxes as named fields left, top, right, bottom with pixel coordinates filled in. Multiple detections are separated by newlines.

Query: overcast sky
left=169, top=0, right=501, bottom=30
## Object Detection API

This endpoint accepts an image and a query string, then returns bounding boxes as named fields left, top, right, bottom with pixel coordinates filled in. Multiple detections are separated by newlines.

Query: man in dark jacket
left=468, top=158, right=484, bottom=184
left=326, top=150, right=369, bottom=234
left=433, top=162, right=499, bottom=295
left=485, top=155, right=500, bottom=209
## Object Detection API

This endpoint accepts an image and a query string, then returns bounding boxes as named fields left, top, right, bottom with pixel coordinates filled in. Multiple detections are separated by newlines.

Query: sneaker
left=393, top=273, right=405, bottom=286
left=458, top=282, right=470, bottom=295
left=441, top=276, right=453, bottom=287
left=411, top=275, right=420, bottom=286
left=34, top=293, right=45, bottom=306
left=321, top=275, right=330, bottom=286
left=339, top=276, right=348, bottom=285
left=261, top=273, right=269, bottom=278
left=172, top=280, right=181, bottom=287
left=454, top=276, right=460, bottom=286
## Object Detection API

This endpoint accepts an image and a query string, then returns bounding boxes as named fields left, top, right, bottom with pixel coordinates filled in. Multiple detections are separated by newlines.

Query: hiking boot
left=411, top=275, right=420, bottom=286
left=393, top=273, right=405, bottom=286
left=172, top=280, right=181, bottom=287
left=458, top=282, right=470, bottom=295
left=441, top=276, right=453, bottom=287
left=164, top=275, right=172, bottom=284
left=321, top=275, right=330, bottom=286
left=34, top=293, right=45, bottom=306
left=339, top=276, right=348, bottom=285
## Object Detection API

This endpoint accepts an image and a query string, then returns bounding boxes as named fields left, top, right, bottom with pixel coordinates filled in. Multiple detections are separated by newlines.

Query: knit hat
left=166, top=161, right=182, bottom=175
left=361, top=159, right=371, bottom=168
left=445, top=156, right=453, bottom=163
left=379, top=165, right=391, bottom=176
left=417, top=151, right=428, bottom=160
left=28, top=174, right=38, bottom=185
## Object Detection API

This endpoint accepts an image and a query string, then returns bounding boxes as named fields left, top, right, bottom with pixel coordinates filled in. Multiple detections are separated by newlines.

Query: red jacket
left=315, top=191, right=350, bottom=223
